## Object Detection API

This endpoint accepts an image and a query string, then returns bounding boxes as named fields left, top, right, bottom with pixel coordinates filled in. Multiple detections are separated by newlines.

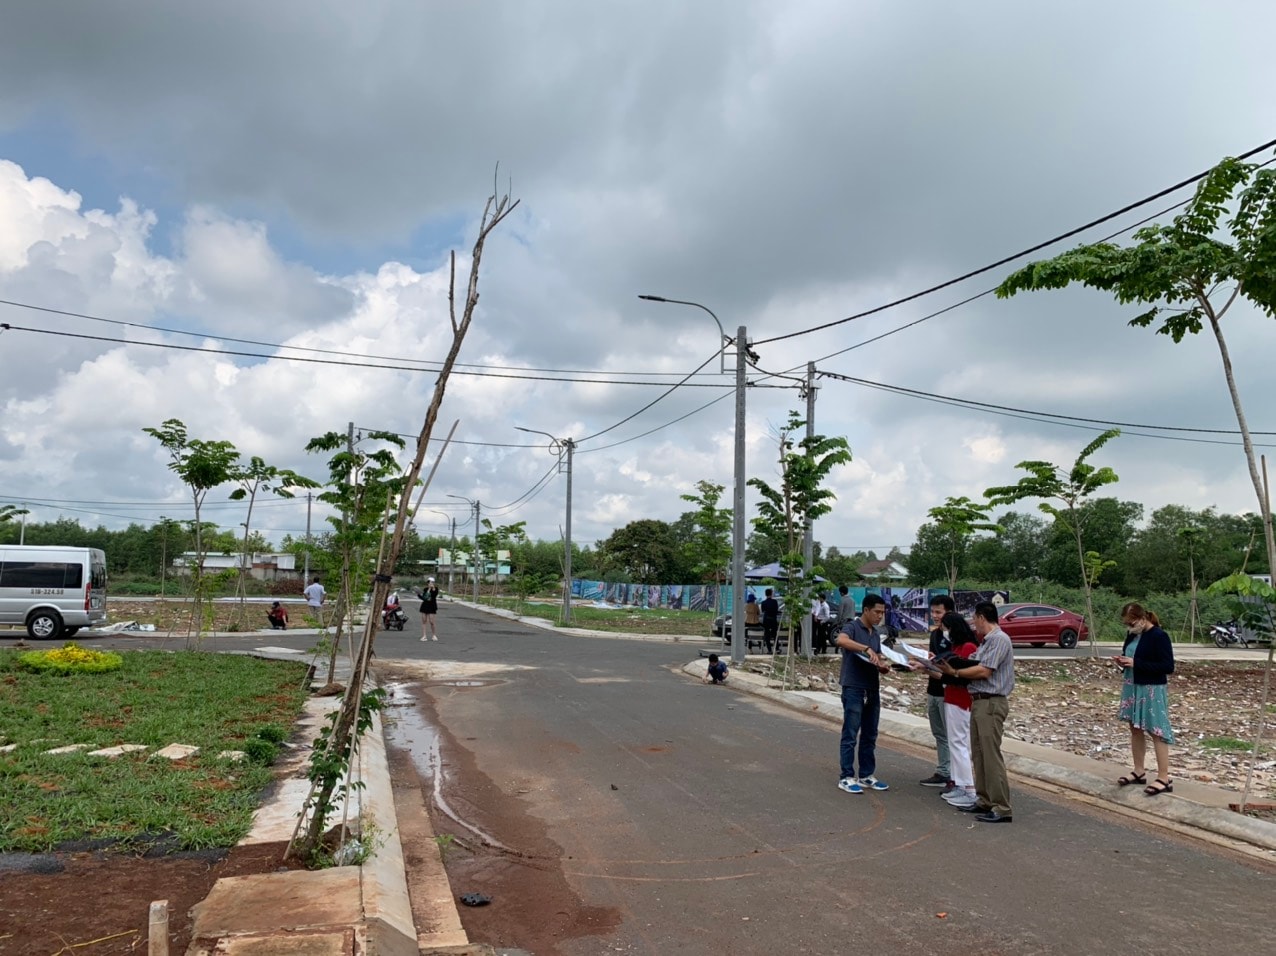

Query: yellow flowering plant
left=18, top=642, right=123, bottom=675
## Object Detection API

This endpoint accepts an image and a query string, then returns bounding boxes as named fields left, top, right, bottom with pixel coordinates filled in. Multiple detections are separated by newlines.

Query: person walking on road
left=417, top=578, right=441, bottom=641
left=834, top=593, right=893, bottom=794
left=303, top=576, right=326, bottom=627
left=1114, top=602, right=1176, bottom=796
left=918, top=593, right=954, bottom=789
left=937, top=601, right=1015, bottom=823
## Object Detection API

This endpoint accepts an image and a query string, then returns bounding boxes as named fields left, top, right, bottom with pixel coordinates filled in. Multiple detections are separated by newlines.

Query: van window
left=91, top=560, right=107, bottom=590
left=0, top=561, right=83, bottom=589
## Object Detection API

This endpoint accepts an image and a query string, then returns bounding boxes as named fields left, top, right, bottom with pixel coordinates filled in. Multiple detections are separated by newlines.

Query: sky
left=0, top=0, right=1274, bottom=566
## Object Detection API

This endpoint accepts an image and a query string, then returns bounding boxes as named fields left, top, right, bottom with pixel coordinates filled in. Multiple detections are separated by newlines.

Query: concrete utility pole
left=303, top=492, right=312, bottom=585
left=19, top=503, right=26, bottom=545
left=449, top=493, right=481, bottom=603
left=429, top=509, right=457, bottom=592
left=801, top=361, right=817, bottom=657
left=731, top=325, right=748, bottom=665
left=516, top=427, right=576, bottom=624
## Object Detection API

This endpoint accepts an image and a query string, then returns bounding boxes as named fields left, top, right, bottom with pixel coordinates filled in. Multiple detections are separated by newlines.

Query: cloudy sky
left=1, top=1, right=1273, bottom=564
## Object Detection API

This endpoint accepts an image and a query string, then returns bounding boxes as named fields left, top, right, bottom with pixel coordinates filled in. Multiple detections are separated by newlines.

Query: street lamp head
left=637, top=294, right=668, bottom=302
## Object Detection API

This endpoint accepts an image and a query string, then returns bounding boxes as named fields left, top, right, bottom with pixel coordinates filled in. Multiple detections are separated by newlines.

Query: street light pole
left=428, top=509, right=457, bottom=592
left=516, top=426, right=576, bottom=624
left=447, top=494, right=481, bottom=603
left=639, top=294, right=748, bottom=665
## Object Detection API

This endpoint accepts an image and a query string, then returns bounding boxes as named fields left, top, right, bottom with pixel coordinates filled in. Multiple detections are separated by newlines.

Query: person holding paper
left=937, top=612, right=981, bottom=810
left=936, top=601, right=1015, bottom=823
left=918, top=594, right=955, bottom=789
left=834, top=594, right=893, bottom=794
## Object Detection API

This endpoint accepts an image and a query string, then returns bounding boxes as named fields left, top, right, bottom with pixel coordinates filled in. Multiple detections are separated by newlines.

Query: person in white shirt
left=303, top=576, right=326, bottom=626
left=811, top=592, right=832, bottom=655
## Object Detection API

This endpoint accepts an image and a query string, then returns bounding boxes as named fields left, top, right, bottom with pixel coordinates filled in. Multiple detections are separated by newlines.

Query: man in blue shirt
left=834, top=593, right=893, bottom=794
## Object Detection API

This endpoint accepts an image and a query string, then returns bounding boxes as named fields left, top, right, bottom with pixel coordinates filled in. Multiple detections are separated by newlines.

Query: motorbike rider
left=382, top=590, right=406, bottom=628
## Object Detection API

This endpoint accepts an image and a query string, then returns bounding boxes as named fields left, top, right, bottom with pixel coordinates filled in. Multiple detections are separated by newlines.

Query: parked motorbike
left=381, top=605, right=408, bottom=631
left=1210, top=619, right=1248, bottom=648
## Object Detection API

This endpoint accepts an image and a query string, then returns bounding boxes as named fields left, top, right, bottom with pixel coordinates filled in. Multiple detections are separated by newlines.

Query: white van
left=0, top=545, right=108, bottom=639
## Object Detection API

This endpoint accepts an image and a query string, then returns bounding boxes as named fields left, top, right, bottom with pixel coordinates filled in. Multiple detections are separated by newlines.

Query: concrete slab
left=154, top=743, right=200, bottom=760
left=191, top=929, right=355, bottom=956
left=254, top=646, right=305, bottom=654
left=218, top=750, right=247, bottom=762
left=190, top=869, right=362, bottom=938
left=0, top=743, right=17, bottom=753
left=44, top=744, right=88, bottom=754
left=88, top=744, right=148, bottom=757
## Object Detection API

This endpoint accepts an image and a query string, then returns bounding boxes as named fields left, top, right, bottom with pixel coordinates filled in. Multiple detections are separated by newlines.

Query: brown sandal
left=1144, top=778, right=1173, bottom=796
left=1117, top=770, right=1146, bottom=787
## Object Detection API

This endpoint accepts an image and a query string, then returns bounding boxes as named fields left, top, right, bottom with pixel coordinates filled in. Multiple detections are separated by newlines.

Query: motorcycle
left=1210, top=619, right=1248, bottom=648
left=381, top=605, right=408, bottom=631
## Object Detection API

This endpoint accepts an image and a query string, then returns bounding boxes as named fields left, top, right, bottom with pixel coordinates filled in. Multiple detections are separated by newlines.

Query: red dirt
left=0, top=841, right=305, bottom=955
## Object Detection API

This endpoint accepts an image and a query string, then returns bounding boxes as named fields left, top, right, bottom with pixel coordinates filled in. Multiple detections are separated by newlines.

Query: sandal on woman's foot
left=1144, top=778, right=1173, bottom=796
left=1117, top=770, right=1146, bottom=787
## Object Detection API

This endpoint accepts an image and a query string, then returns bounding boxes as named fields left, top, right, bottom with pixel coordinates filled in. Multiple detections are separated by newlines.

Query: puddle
left=382, top=686, right=513, bottom=853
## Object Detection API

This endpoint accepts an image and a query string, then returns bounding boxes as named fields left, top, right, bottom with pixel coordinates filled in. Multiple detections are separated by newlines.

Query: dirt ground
left=753, top=654, right=1276, bottom=801
left=0, top=841, right=304, bottom=956
left=380, top=668, right=621, bottom=956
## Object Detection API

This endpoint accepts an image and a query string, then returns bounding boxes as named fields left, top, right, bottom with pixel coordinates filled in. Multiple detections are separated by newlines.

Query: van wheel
left=27, top=611, right=64, bottom=640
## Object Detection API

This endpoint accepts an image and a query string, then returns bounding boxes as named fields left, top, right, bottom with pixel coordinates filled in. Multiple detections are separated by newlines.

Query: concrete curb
left=683, top=658, right=1276, bottom=856
left=188, top=679, right=466, bottom=954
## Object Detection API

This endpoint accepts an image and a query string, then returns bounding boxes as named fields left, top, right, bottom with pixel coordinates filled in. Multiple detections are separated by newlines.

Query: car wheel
left=27, top=610, right=64, bottom=640
left=1058, top=628, right=1079, bottom=649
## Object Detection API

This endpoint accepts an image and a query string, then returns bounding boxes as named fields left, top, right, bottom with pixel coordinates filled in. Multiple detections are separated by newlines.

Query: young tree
left=476, top=518, right=527, bottom=595
left=293, top=181, right=518, bottom=862
left=925, top=496, right=1001, bottom=594
left=996, top=155, right=1276, bottom=602
left=679, top=480, right=733, bottom=615
left=228, top=456, right=319, bottom=624
left=985, top=429, right=1121, bottom=655
left=0, top=503, right=28, bottom=528
left=748, top=411, right=851, bottom=669
left=142, top=419, right=240, bottom=641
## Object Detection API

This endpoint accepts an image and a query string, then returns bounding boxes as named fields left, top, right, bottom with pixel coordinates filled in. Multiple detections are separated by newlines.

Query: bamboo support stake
left=148, top=900, right=169, bottom=956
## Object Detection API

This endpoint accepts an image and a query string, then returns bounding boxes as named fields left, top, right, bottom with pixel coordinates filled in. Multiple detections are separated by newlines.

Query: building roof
left=857, top=559, right=909, bottom=580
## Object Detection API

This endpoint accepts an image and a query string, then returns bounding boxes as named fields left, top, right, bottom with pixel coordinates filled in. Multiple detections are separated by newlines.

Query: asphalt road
left=372, top=605, right=1272, bottom=956
left=17, top=606, right=1273, bottom=955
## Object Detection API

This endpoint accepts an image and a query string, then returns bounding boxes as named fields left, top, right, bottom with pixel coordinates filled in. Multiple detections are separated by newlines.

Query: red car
left=995, top=603, right=1087, bottom=649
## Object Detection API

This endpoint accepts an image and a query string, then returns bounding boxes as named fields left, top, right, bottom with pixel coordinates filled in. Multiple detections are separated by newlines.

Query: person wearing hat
left=417, top=577, right=441, bottom=641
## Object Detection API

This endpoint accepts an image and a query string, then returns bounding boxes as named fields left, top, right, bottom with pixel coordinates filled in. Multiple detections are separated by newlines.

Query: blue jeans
left=840, top=685, right=880, bottom=780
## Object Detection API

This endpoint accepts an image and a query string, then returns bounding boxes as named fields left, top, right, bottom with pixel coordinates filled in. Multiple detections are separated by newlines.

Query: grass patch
left=0, top=649, right=309, bottom=852
left=477, top=596, right=713, bottom=637
left=1201, top=736, right=1252, bottom=752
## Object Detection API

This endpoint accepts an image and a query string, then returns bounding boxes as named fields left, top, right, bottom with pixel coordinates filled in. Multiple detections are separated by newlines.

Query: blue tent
left=743, top=561, right=826, bottom=582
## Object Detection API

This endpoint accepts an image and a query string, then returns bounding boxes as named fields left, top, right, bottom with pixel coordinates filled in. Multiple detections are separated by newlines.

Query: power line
left=0, top=323, right=787, bottom=388
left=576, top=349, right=723, bottom=444
left=821, top=371, right=1276, bottom=448
left=0, top=296, right=730, bottom=380
left=755, top=135, right=1276, bottom=345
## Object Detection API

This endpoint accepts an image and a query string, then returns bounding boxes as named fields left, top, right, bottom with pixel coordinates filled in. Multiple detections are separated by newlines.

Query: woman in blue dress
left=1114, top=602, right=1176, bottom=796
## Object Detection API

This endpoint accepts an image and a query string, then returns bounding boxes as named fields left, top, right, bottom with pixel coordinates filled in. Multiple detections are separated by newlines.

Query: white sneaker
left=431, top=636, right=438, bottom=641
left=859, top=776, right=889, bottom=791
left=837, top=777, right=864, bottom=794
left=946, top=794, right=978, bottom=809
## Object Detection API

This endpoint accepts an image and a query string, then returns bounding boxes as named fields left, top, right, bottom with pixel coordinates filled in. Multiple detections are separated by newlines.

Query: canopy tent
left=742, top=562, right=826, bottom=582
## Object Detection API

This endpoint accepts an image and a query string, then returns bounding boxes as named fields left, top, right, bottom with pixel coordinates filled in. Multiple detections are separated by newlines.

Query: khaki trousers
left=970, top=696, right=1012, bottom=815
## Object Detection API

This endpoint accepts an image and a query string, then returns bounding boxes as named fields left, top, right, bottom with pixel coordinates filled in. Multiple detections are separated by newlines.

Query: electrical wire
left=482, top=459, right=563, bottom=517
left=576, top=350, right=723, bottom=444
left=0, top=296, right=731, bottom=380
left=755, top=135, right=1276, bottom=345
left=0, top=323, right=779, bottom=388
left=822, top=371, right=1276, bottom=448
left=819, top=372, right=1273, bottom=435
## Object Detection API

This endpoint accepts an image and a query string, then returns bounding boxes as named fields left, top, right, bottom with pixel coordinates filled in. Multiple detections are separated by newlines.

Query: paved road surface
left=25, top=605, right=1274, bottom=955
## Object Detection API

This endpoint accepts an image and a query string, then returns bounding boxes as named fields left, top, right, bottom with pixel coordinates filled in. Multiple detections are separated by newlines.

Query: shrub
left=243, top=737, right=280, bottom=765
left=18, top=643, right=124, bottom=675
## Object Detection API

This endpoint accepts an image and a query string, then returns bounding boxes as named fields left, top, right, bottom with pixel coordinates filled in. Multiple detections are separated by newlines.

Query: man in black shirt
left=834, top=594, right=893, bottom=793
left=920, top=594, right=955, bottom=788
left=760, top=588, right=781, bottom=654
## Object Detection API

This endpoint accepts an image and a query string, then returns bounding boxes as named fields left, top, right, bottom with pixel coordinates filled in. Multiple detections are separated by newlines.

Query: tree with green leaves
left=925, top=496, right=1001, bottom=595
left=985, top=428, right=1121, bottom=656
left=749, top=411, right=851, bottom=666
left=0, top=503, right=28, bottom=529
left=679, top=480, right=733, bottom=615
left=143, top=419, right=241, bottom=641
left=997, top=154, right=1276, bottom=601
left=228, top=456, right=319, bottom=625
left=597, top=519, right=680, bottom=582
left=476, top=518, right=527, bottom=595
